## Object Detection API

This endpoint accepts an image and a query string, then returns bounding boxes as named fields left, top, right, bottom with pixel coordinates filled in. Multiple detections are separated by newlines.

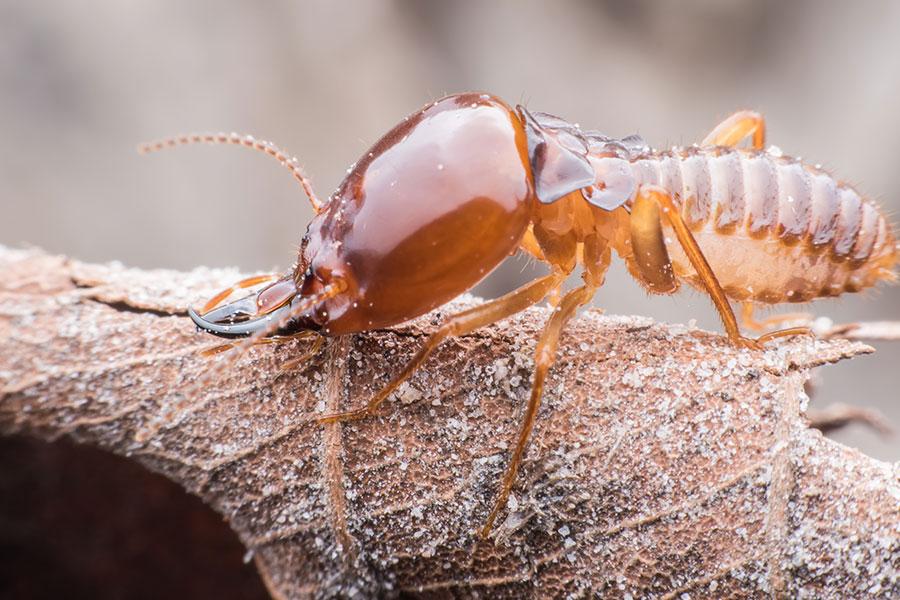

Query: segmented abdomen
left=630, top=147, right=897, bottom=303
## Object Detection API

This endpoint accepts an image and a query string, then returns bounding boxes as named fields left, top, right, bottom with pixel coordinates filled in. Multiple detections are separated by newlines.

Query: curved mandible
left=189, top=302, right=294, bottom=337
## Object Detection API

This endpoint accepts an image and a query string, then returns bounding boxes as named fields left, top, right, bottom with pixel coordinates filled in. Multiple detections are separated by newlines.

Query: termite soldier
left=141, top=93, right=896, bottom=536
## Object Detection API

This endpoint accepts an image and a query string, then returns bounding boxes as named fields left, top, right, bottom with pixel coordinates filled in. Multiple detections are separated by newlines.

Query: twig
left=807, top=402, right=895, bottom=436
left=817, top=318, right=900, bottom=341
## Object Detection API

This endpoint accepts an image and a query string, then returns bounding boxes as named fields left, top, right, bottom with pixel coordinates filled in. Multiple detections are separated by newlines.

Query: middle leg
left=481, top=282, right=596, bottom=536
left=319, top=271, right=568, bottom=424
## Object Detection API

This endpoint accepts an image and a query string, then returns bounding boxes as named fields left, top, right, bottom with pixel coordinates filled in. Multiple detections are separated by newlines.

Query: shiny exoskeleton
left=141, top=93, right=897, bottom=537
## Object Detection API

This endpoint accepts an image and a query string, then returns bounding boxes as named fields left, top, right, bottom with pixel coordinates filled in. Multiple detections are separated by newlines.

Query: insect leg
left=636, top=186, right=811, bottom=347
left=134, top=280, right=345, bottom=444
left=317, top=271, right=568, bottom=424
left=276, top=334, right=325, bottom=376
left=481, top=282, right=596, bottom=537
left=629, top=192, right=679, bottom=294
left=200, top=330, right=318, bottom=358
left=755, top=326, right=812, bottom=345
left=740, top=303, right=812, bottom=333
left=635, top=185, right=758, bottom=348
left=701, top=110, right=766, bottom=149
left=518, top=225, right=545, bottom=260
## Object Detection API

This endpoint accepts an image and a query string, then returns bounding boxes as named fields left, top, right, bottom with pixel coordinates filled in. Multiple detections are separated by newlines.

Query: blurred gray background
left=1, top=0, right=897, bottom=459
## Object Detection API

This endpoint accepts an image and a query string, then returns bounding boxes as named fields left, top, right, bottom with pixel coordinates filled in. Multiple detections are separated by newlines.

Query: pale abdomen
left=629, top=148, right=897, bottom=303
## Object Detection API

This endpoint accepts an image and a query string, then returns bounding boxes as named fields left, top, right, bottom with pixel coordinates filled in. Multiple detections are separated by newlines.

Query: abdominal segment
left=628, top=147, right=897, bottom=303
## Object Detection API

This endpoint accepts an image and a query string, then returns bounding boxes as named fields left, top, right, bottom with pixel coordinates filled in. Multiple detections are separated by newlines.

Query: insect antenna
left=138, top=132, right=324, bottom=213
left=133, top=278, right=346, bottom=444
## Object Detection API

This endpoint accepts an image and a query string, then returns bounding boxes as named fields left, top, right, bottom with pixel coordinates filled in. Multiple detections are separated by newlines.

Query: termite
left=140, top=92, right=897, bottom=537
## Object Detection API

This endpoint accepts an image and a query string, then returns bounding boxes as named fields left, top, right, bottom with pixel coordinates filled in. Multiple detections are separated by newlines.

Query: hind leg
left=740, top=303, right=812, bottom=333
left=702, top=111, right=766, bottom=150
left=632, top=186, right=809, bottom=348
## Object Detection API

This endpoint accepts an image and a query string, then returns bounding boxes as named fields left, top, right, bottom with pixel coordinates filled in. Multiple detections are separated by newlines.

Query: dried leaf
left=1, top=246, right=897, bottom=599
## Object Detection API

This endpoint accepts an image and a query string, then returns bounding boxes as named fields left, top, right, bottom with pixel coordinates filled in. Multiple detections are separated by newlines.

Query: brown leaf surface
left=1, top=246, right=898, bottom=599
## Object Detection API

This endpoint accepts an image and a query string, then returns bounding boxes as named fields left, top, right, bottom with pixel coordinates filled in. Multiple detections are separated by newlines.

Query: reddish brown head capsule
left=295, top=93, right=537, bottom=334
left=186, top=93, right=605, bottom=337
